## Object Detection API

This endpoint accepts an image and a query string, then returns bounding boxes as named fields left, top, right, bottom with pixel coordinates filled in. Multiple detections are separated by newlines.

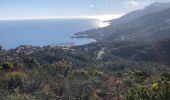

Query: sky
left=0, top=0, right=169, bottom=20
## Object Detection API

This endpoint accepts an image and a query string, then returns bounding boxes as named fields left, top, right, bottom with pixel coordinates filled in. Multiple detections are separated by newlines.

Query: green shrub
left=161, top=72, right=170, bottom=81
left=2, top=62, right=13, bottom=71
left=0, top=66, right=2, bottom=71
left=125, top=81, right=170, bottom=100
left=51, top=60, right=72, bottom=77
left=3, top=71, right=27, bottom=90
left=6, top=94, right=35, bottom=100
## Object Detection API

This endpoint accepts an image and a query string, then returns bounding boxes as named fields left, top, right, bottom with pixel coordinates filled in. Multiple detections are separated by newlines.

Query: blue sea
left=0, top=19, right=108, bottom=49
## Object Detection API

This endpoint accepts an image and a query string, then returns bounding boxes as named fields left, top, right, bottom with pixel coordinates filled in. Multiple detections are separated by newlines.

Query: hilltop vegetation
left=0, top=37, right=170, bottom=99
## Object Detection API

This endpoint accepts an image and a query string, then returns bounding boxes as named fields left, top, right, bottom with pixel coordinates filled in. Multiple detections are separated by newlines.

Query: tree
left=2, top=62, right=13, bottom=71
left=125, top=81, right=170, bottom=100
left=51, top=60, right=72, bottom=77
left=3, top=71, right=27, bottom=90
left=110, top=76, right=123, bottom=100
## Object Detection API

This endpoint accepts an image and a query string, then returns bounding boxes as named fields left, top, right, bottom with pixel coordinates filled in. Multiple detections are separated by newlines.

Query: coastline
left=73, top=19, right=111, bottom=42
left=0, top=18, right=112, bottom=49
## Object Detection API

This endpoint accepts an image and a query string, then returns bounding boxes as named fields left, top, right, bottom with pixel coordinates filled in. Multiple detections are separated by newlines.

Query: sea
left=0, top=19, right=109, bottom=49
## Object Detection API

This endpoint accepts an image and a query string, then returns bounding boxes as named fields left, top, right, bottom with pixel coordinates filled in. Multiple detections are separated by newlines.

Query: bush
left=0, top=66, right=2, bottom=70
left=161, top=72, right=170, bottom=81
left=125, top=81, right=170, bottom=100
left=2, top=62, right=13, bottom=71
left=6, top=94, right=35, bottom=100
left=3, top=71, right=27, bottom=90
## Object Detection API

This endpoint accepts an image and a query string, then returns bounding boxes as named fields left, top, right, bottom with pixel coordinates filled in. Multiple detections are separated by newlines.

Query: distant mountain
left=105, top=7, right=170, bottom=41
left=109, top=2, right=170, bottom=25
left=74, top=2, right=170, bottom=65
left=75, top=2, right=170, bottom=43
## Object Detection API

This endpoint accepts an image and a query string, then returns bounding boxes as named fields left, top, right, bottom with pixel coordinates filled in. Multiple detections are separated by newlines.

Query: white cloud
left=130, top=1, right=139, bottom=6
left=125, top=0, right=147, bottom=7
left=89, top=4, right=94, bottom=8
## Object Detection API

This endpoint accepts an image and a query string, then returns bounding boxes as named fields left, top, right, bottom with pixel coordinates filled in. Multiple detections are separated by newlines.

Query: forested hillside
left=0, top=36, right=170, bottom=99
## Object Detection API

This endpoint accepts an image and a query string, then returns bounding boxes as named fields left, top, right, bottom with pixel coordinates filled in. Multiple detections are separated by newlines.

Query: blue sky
left=0, top=0, right=169, bottom=20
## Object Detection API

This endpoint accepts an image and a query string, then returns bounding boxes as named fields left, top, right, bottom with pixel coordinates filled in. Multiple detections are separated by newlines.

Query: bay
left=0, top=19, right=108, bottom=49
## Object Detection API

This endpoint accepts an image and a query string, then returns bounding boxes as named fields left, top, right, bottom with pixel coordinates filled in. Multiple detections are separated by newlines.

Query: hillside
left=75, top=2, right=170, bottom=42
left=109, top=2, right=170, bottom=25
left=0, top=36, right=170, bottom=99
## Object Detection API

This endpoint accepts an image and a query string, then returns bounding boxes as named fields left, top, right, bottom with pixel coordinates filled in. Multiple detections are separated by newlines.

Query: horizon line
left=0, top=14, right=124, bottom=21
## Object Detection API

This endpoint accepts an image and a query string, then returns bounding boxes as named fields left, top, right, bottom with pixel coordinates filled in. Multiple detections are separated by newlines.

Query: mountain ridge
left=109, top=2, right=170, bottom=25
left=75, top=2, right=170, bottom=43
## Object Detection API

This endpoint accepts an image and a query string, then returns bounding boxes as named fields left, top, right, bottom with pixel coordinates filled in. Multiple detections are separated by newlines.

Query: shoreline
left=0, top=19, right=111, bottom=50
left=73, top=19, right=111, bottom=42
